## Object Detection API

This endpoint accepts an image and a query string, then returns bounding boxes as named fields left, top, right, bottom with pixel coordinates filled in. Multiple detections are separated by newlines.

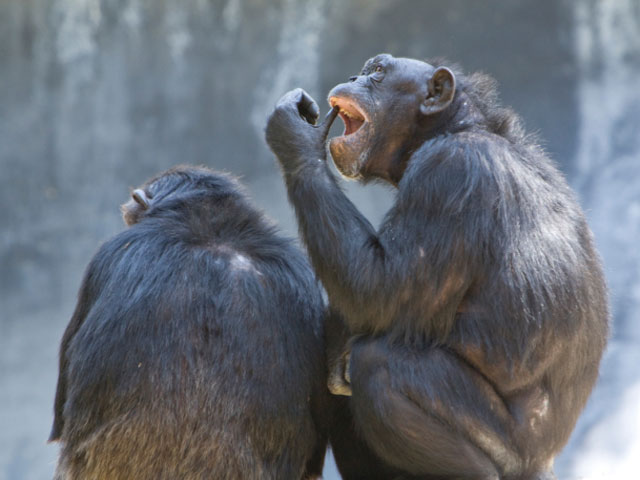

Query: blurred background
left=1, top=0, right=639, bottom=478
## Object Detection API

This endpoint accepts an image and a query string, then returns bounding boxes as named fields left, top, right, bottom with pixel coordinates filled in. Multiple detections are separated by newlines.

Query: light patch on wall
left=562, top=0, right=640, bottom=477
left=572, top=0, right=640, bottom=329
left=573, top=0, right=640, bottom=178
left=165, top=5, right=192, bottom=62
left=222, top=0, right=241, bottom=34
left=250, top=0, right=327, bottom=140
left=54, top=0, right=101, bottom=80
left=122, top=1, right=141, bottom=30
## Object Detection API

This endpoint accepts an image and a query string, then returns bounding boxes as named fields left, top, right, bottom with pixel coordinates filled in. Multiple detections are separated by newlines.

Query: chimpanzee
left=49, top=165, right=330, bottom=479
left=265, top=54, right=609, bottom=479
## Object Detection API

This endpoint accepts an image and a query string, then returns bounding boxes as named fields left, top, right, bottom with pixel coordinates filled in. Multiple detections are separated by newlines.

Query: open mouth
left=329, top=97, right=367, bottom=136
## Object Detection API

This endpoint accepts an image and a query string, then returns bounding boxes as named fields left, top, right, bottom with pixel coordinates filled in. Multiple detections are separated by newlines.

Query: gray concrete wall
left=1, top=1, right=639, bottom=478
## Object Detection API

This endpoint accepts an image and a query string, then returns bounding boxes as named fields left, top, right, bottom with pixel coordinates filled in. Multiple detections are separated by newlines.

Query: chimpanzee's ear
left=132, top=189, right=150, bottom=210
left=421, top=67, right=456, bottom=116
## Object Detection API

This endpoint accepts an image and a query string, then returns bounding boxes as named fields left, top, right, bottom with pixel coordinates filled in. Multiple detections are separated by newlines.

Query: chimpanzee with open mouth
left=266, top=54, right=608, bottom=480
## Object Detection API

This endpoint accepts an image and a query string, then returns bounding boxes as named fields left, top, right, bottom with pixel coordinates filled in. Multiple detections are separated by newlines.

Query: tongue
left=341, top=113, right=364, bottom=136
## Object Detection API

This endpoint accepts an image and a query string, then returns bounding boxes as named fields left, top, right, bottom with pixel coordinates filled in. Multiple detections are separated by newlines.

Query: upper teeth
left=341, top=108, right=357, bottom=119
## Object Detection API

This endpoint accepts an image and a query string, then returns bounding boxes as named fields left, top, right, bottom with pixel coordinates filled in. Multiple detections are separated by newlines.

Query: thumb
left=316, top=106, right=340, bottom=138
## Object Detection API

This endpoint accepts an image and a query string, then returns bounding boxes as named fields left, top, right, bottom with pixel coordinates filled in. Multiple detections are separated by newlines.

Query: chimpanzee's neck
left=447, top=91, right=486, bottom=133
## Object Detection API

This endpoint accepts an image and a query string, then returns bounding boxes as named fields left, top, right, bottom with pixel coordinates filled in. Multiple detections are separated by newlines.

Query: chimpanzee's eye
left=375, top=65, right=384, bottom=73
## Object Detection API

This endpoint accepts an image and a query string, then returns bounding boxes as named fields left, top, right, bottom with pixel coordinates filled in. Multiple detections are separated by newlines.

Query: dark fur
left=266, top=56, right=609, bottom=479
left=50, top=166, right=329, bottom=480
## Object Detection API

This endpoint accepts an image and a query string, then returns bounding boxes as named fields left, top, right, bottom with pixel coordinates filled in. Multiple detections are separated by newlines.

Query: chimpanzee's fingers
left=297, top=90, right=320, bottom=125
left=276, top=88, right=303, bottom=109
left=317, top=106, right=339, bottom=137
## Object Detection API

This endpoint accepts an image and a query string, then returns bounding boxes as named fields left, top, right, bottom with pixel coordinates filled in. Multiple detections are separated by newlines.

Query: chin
left=329, top=144, right=363, bottom=179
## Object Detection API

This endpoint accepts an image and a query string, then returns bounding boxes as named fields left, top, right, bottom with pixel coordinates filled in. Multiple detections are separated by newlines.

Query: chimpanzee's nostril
left=349, top=76, right=358, bottom=82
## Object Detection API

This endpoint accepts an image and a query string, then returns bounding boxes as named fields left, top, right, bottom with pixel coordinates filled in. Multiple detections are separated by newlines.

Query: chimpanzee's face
left=327, top=54, right=455, bottom=185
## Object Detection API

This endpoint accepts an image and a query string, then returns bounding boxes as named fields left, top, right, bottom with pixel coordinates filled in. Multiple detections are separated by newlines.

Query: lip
left=329, top=96, right=368, bottom=137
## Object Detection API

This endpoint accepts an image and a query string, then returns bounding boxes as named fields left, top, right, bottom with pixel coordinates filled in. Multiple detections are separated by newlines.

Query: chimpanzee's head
left=328, top=54, right=456, bottom=185
left=121, top=166, right=241, bottom=226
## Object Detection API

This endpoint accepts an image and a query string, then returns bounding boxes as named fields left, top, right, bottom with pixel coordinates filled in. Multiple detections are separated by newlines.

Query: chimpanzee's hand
left=328, top=349, right=352, bottom=397
left=265, top=88, right=339, bottom=175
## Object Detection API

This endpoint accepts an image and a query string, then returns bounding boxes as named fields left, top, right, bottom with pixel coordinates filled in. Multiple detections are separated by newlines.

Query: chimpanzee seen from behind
left=50, top=165, right=329, bottom=480
left=266, top=54, right=609, bottom=480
